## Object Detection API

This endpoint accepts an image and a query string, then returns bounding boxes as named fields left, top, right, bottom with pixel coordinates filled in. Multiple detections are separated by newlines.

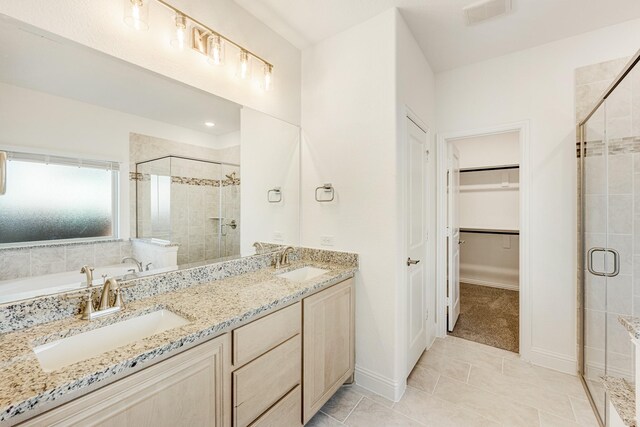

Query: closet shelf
left=460, top=228, right=519, bottom=236
left=460, top=164, right=519, bottom=173
left=460, top=183, right=519, bottom=192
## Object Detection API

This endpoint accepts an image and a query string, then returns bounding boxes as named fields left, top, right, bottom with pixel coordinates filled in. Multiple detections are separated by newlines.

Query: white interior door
left=447, top=144, right=461, bottom=332
left=406, top=118, right=428, bottom=372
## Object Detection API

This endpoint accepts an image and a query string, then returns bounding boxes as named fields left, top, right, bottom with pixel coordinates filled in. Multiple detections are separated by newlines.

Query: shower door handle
left=587, top=247, right=620, bottom=277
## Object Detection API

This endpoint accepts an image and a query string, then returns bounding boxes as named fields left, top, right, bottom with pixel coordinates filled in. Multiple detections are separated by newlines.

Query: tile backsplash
left=0, top=240, right=132, bottom=282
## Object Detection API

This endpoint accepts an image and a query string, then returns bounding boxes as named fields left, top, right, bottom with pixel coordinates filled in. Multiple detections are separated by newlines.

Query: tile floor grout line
left=430, top=372, right=441, bottom=394
left=567, top=395, right=582, bottom=424
left=320, top=409, right=347, bottom=425
left=380, top=395, right=429, bottom=427
left=340, top=395, right=364, bottom=424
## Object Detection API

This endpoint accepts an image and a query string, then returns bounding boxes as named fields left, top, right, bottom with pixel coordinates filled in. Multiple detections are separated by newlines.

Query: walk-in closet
left=447, top=131, right=521, bottom=353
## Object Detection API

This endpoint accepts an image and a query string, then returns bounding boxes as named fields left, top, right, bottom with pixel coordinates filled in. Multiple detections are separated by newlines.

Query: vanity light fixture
left=208, top=34, right=224, bottom=65
left=263, top=64, right=273, bottom=91
left=124, top=0, right=274, bottom=91
left=123, top=0, right=149, bottom=31
left=170, top=12, right=187, bottom=49
left=238, top=50, right=251, bottom=80
left=204, top=122, right=215, bottom=127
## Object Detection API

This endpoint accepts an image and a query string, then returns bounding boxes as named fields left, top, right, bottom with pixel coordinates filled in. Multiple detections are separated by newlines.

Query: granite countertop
left=0, top=260, right=356, bottom=424
left=602, top=376, right=636, bottom=427
left=619, top=315, right=640, bottom=339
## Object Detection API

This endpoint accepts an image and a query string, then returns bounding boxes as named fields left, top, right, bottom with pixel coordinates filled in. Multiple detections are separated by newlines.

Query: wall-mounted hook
left=315, top=183, right=335, bottom=202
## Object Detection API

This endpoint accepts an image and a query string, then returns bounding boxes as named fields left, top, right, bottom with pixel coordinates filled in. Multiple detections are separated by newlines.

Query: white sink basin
left=277, top=266, right=329, bottom=282
left=34, top=309, right=189, bottom=372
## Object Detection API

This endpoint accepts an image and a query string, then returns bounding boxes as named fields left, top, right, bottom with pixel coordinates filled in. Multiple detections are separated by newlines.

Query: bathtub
left=0, top=264, right=143, bottom=304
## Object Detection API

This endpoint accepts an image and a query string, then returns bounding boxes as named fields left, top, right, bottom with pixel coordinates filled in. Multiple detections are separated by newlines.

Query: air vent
left=463, top=0, right=512, bottom=25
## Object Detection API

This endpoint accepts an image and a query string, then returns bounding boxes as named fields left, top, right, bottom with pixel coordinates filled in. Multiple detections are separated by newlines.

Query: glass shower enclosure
left=579, top=53, right=640, bottom=426
left=135, top=156, right=241, bottom=265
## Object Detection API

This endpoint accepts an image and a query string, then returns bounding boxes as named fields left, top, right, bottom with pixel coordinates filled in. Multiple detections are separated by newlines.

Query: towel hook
left=315, top=183, right=335, bottom=202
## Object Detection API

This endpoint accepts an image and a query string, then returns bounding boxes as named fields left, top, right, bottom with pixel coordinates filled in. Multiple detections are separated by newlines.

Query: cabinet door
left=303, top=278, right=355, bottom=424
left=23, top=334, right=231, bottom=427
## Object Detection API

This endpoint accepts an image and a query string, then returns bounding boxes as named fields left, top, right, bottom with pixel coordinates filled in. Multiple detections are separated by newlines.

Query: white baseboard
left=527, top=346, right=577, bottom=375
left=460, top=277, right=519, bottom=291
left=354, top=365, right=405, bottom=402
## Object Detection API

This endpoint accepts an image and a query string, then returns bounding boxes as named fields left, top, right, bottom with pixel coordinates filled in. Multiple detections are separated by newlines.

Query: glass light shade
left=170, top=13, right=187, bottom=49
left=263, top=64, right=273, bottom=91
left=207, top=34, right=225, bottom=65
left=237, top=50, right=251, bottom=80
left=123, top=0, right=149, bottom=31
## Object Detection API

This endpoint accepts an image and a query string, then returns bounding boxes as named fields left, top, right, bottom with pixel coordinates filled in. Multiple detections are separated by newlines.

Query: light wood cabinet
left=232, top=302, right=300, bottom=368
left=232, top=335, right=301, bottom=427
left=21, top=334, right=231, bottom=427
left=302, top=278, right=355, bottom=424
left=249, top=385, right=301, bottom=427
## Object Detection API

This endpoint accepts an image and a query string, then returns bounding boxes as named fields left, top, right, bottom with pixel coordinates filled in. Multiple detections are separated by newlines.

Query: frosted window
left=0, top=160, right=116, bottom=244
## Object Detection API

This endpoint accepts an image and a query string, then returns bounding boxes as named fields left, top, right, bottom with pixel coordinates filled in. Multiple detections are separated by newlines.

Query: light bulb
left=238, top=50, right=251, bottom=80
left=263, top=64, right=273, bottom=91
left=123, top=0, right=149, bottom=31
left=207, top=34, right=225, bottom=65
left=170, top=13, right=187, bottom=49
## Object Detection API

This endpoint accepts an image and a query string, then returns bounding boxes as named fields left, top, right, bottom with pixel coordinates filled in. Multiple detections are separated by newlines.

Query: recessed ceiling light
left=204, top=122, right=215, bottom=127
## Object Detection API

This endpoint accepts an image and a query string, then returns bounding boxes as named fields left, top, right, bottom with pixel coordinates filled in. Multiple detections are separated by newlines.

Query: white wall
left=453, top=132, right=520, bottom=169
left=0, top=82, right=220, bottom=240
left=460, top=233, right=519, bottom=290
left=240, top=107, right=300, bottom=255
left=0, top=0, right=301, bottom=125
left=301, top=9, right=398, bottom=399
left=301, top=8, right=436, bottom=400
left=436, top=18, right=640, bottom=373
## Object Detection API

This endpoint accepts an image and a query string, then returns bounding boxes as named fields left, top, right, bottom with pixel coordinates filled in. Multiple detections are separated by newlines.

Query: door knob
left=459, top=240, right=466, bottom=244
left=407, top=258, right=420, bottom=266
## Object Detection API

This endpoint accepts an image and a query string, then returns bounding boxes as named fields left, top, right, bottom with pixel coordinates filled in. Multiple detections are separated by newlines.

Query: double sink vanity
left=0, top=247, right=357, bottom=426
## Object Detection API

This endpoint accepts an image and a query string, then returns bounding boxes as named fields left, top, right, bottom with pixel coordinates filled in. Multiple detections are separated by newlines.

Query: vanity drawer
left=232, top=302, right=300, bottom=368
left=233, top=335, right=301, bottom=427
left=249, top=385, right=301, bottom=427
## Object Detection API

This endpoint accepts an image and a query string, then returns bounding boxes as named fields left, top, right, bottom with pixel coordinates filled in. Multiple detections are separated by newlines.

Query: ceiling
left=234, top=0, right=640, bottom=71
left=0, top=17, right=241, bottom=136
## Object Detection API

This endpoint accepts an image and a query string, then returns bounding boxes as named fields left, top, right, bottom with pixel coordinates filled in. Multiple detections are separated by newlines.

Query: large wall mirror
left=0, top=16, right=300, bottom=303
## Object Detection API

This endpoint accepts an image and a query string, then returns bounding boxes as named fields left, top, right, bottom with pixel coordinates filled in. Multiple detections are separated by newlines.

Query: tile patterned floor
left=307, top=336, right=600, bottom=427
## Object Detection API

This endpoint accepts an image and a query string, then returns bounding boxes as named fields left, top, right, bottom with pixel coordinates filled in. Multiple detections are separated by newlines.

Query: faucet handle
left=81, top=289, right=95, bottom=320
left=114, top=288, right=125, bottom=309
left=145, top=262, right=153, bottom=271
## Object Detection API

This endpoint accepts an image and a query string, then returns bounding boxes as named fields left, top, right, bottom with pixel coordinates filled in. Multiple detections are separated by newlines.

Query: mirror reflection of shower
left=135, top=155, right=240, bottom=265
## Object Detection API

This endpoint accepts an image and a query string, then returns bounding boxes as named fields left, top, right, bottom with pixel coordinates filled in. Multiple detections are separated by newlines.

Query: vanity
left=0, top=249, right=357, bottom=426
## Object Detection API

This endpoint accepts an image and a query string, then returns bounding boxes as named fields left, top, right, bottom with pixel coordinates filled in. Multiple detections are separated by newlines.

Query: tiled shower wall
left=576, top=57, right=638, bottom=384
left=130, top=133, right=241, bottom=265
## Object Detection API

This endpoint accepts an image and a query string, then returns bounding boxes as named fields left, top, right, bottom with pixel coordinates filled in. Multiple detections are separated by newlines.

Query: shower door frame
left=577, top=49, right=640, bottom=427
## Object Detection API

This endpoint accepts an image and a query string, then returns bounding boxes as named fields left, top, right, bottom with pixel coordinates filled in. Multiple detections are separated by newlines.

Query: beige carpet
left=449, top=283, right=519, bottom=353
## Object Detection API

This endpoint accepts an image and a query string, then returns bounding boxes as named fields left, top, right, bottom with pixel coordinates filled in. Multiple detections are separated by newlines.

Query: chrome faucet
left=82, top=276, right=124, bottom=320
left=121, top=256, right=143, bottom=272
left=275, top=246, right=295, bottom=269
